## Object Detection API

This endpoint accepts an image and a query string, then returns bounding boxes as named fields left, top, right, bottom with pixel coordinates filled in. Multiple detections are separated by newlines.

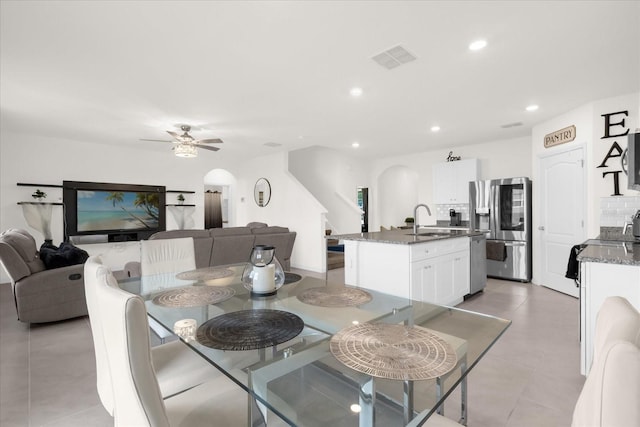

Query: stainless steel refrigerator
left=469, top=177, right=532, bottom=282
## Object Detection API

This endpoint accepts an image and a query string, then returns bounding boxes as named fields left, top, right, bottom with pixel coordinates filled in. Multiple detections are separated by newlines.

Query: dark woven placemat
left=152, top=286, right=235, bottom=308
left=175, top=268, right=234, bottom=281
left=297, top=286, right=372, bottom=307
left=330, top=323, right=457, bottom=380
left=284, top=272, right=302, bottom=284
left=196, top=309, right=304, bottom=351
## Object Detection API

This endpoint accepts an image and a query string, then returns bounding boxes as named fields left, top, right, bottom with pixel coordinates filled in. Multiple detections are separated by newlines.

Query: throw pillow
left=39, top=242, right=90, bottom=270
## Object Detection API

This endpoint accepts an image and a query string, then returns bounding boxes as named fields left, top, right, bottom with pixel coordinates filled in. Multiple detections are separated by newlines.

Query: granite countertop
left=577, top=228, right=640, bottom=266
left=329, top=228, right=483, bottom=245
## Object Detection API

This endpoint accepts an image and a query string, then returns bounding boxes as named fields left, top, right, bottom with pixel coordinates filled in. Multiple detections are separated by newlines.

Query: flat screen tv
left=63, top=181, right=166, bottom=242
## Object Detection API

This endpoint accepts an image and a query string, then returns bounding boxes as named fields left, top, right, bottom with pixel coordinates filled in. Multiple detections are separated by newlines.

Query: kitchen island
left=331, top=228, right=484, bottom=306
left=577, top=238, right=640, bottom=375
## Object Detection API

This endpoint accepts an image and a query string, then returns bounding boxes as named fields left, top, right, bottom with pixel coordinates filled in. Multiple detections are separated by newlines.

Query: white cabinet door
left=411, top=249, right=469, bottom=306
left=432, top=159, right=478, bottom=204
left=453, top=251, right=471, bottom=298
left=454, top=159, right=478, bottom=204
left=433, top=253, right=456, bottom=305
left=411, top=259, right=436, bottom=302
left=433, top=162, right=456, bottom=204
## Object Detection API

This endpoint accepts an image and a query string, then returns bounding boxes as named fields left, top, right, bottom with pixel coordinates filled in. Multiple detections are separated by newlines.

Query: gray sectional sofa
left=147, top=224, right=296, bottom=271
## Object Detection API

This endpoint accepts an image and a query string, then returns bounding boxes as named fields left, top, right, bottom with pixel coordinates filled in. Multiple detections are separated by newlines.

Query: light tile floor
left=0, top=270, right=584, bottom=426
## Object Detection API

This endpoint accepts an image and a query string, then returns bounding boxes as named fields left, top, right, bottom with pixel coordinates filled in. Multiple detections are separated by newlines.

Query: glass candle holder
left=173, top=318, right=197, bottom=342
left=242, top=245, right=285, bottom=296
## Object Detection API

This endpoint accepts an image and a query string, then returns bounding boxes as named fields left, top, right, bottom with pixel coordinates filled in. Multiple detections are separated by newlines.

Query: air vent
left=501, top=122, right=524, bottom=129
left=264, top=142, right=282, bottom=148
left=372, top=45, right=417, bottom=70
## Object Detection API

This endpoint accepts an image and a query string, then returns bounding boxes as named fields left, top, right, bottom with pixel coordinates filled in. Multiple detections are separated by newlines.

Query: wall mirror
left=254, top=178, right=271, bottom=207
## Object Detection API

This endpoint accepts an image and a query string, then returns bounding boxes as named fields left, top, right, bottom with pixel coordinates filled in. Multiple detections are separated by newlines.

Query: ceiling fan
left=141, top=124, right=223, bottom=157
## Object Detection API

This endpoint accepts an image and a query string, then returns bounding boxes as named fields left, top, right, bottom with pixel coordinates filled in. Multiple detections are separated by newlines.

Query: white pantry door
left=539, top=146, right=586, bottom=297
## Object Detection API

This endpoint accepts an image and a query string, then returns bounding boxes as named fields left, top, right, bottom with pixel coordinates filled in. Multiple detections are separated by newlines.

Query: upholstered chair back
left=572, top=296, right=640, bottom=426
left=140, top=237, right=196, bottom=276
left=96, top=266, right=170, bottom=427
left=572, top=340, right=640, bottom=426
left=592, top=296, right=640, bottom=364
left=84, top=256, right=114, bottom=415
left=0, top=228, right=46, bottom=283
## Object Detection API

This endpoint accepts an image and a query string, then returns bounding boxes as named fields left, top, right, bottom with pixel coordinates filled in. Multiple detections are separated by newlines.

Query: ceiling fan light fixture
left=175, top=143, right=198, bottom=158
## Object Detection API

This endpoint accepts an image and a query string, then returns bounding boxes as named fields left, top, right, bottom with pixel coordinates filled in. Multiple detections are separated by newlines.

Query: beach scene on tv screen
left=77, top=190, right=160, bottom=232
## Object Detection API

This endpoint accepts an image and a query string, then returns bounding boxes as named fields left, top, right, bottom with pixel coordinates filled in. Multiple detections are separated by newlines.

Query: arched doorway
left=376, top=165, right=419, bottom=229
left=203, top=169, right=237, bottom=228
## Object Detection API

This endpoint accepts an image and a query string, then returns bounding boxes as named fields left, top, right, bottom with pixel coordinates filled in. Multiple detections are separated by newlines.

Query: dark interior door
left=204, top=190, right=222, bottom=228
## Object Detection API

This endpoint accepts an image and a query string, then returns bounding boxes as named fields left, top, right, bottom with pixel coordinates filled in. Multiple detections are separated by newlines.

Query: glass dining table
left=119, top=264, right=510, bottom=427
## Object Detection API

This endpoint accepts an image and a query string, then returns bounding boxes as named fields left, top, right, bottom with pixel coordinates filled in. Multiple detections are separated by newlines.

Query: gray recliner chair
left=0, top=228, right=87, bottom=323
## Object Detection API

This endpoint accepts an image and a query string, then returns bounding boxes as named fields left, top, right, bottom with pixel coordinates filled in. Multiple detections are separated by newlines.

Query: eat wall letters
left=597, top=110, right=629, bottom=196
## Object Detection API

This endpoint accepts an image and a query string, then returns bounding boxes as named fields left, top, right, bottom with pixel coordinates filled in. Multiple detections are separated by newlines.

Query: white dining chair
left=591, top=295, right=640, bottom=365
left=572, top=297, right=640, bottom=426
left=84, top=256, right=220, bottom=415
left=92, top=262, right=259, bottom=426
left=140, top=237, right=197, bottom=343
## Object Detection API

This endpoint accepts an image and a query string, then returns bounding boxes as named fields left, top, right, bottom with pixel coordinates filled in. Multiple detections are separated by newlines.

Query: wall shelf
left=166, top=190, right=195, bottom=194
left=17, top=202, right=64, bottom=206
left=165, top=204, right=196, bottom=207
left=17, top=182, right=63, bottom=188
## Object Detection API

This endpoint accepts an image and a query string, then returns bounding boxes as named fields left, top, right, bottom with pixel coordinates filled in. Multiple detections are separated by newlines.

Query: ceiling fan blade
left=140, top=138, right=176, bottom=143
left=194, top=138, right=223, bottom=144
left=166, top=130, right=182, bottom=140
left=196, top=145, right=220, bottom=152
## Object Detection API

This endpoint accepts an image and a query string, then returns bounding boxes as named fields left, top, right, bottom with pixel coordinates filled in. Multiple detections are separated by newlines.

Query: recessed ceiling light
left=526, top=104, right=539, bottom=112
left=352, top=142, right=360, bottom=148
left=430, top=126, right=441, bottom=132
left=350, top=404, right=361, bottom=413
left=469, top=40, right=487, bottom=51
left=350, top=87, right=363, bottom=97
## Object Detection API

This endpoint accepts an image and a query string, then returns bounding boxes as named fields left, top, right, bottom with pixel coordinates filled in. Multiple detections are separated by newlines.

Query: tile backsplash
left=435, top=204, right=469, bottom=222
left=600, top=196, right=640, bottom=227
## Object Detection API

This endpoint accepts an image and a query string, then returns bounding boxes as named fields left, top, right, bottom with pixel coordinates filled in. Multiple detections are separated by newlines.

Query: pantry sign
left=544, top=125, right=576, bottom=148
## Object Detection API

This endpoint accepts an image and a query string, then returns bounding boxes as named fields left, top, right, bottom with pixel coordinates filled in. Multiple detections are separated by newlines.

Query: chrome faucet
left=413, top=204, right=432, bottom=234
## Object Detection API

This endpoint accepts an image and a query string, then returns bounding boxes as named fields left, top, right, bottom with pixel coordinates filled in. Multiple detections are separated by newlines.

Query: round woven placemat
left=196, top=309, right=304, bottom=351
left=152, top=286, right=235, bottom=308
left=330, top=323, right=457, bottom=380
left=284, top=272, right=302, bottom=284
left=175, top=268, right=234, bottom=281
left=297, top=286, right=372, bottom=307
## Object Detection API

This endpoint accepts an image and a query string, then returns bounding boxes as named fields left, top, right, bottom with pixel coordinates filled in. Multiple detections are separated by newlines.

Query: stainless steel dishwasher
left=469, top=234, right=487, bottom=295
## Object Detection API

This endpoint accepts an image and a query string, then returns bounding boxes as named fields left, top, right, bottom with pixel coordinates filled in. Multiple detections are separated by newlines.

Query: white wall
left=377, top=165, right=419, bottom=228
left=0, top=131, right=241, bottom=280
left=531, top=92, right=639, bottom=235
left=369, top=136, right=532, bottom=231
left=0, top=131, right=330, bottom=282
left=289, top=146, right=365, bottom=235
left=231, top=151, right=328, bottom=272
left=531, top=91, right=639, bottom=285
left=3, top=94, right=637, bottom=284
